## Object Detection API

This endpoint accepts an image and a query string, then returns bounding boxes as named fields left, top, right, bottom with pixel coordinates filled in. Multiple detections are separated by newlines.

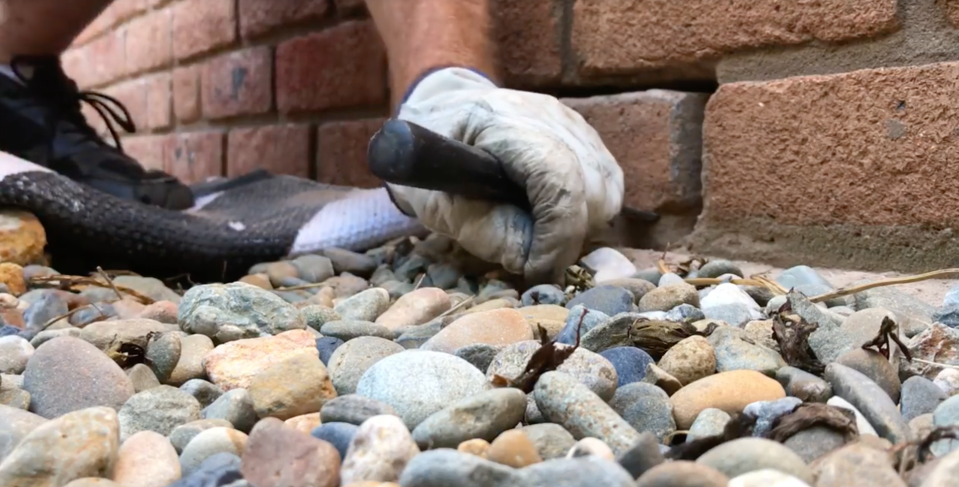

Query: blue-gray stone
left=426, top=263, right=460, bottom=290
left=395, top=321, right=442, bottom=349
left=167, top=452, right=242, bottom=487
left=934, top=305, right=959, bottom=328
left=708, top=327, right=786, bottom=375
left=615, top=431, right=665, bottom=480
left=320, top=320, right=393, bottom=341
left=0, top=326, right=19, bottom=337
left=520, top=456, right=635, bottom=486
left=825, top=363, right=910, bottom=444
left=698, top=260, right=744, bottom=279
left=632, top=268, right=662, bottom=286
left=776, top=265, right=842, bottom=306
left=23, top=292, right=69, bottom=331
left=744, top=397, right=802, bottom=437
left=933, top=395, right=959, bottom=456
left=664, top=304, right=705, bottom=323
left=600, top=347, right=654, bottom=386
left=901, top=376, right=946, bottom=422
left=394, top=253, right=431, bottom=282
left=315, top=337, right=344, bottom=365
left=311, top=422, right=358, bottom=462
left=565, top=286, right=633, bottom=316
left=556, top=305, right=609, bottom=345
left=178, top=282, right=306, bottom=340
left=397, top=449, right=517, bottom=487
left=608, top=382, right=675, bottom=443
left=522, top=284, right=567, bottom=307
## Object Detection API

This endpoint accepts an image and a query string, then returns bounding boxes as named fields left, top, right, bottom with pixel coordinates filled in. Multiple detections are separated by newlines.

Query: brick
left=227, top=125, right=311, bottom=178
left=172, top=66, right=201, bottom=123
left=146, top=73, right=172, bottom=130
left=493, top=0, right=563, bottom=86
left=571, top=0, right=899, bottom=76
left=125, top=8, right=173, bottom=76
left=172, top=0, right=237, bottom=60
left=63, top=29, right=126, bottom=89
left=694, top=61, right=959, bottom=272
left=111, top=0, right=151, bottom=23
left=563, top=91, right=708, bottom=213
left=122, top=134, right=175, bottom=172
left=239, top=0, right=330, bottom=38
left=200, top=47, right=273, bottom=120
left=167, top=131, right=225, bottom=183
left=276, top=21, right=387, bottom=114
left=316, top=118, right=384, bottom=188
left=104, top=80, right=149, bottom=134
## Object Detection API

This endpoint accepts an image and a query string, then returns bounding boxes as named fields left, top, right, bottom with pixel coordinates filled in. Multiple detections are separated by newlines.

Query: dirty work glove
left=387, top=67, right=625, bottom=284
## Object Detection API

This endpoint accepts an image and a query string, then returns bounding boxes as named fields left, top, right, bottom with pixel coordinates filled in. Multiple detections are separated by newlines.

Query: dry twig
left=862, top=316, right=912, bottom=362
left=809, top=268, right=959, bottom=303
left=771, top=301, right=825, bottom=375
left=491, top=307, right=586, bottom=393
left=28, top=274, right=155, bottom=304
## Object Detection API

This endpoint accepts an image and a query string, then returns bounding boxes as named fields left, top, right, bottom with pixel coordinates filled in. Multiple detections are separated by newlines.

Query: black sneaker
left=0, top=55, right=194, bottom=210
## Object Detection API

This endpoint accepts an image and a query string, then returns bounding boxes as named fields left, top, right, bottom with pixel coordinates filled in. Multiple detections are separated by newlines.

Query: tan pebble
left=240, top=417, right=340, bottom=487
left=137, top=301, right=179, bottom=324
left=421, top=309, right=533, bottom=353
left=64, top=479, right=119, bottom=487
left=658, top=336, right=717, bottom=386
left=636, top=461, right=729, bottom=487
left=265, top=262, right=300, bottom=286
left=285, top=413, right=321, bottom=434
left=341, top=415, right=419, bottom=484
left=464, top=298, right=514, bottom=314
left=248, top=351, right=336, bottom=420
left=203, top=330, right=317, bottom=390
left=457, top=438, right=491, bottom=458
left=643, top=363, right=683, bottom=396
left=167, top=334, right=214, bottom=386
left=0, top=210, right=46, bottom=266
left=126, top=364, right=161, bottom=392
left=520, top=304, right=568, bottom=341
left=566, top=437, right=614, bottom=461
left=487, top=429, right=542, bottom=468
left=309, top=287, right=336, bottom=307
left=239, top=273, right=273, bottom=290
left=374, top=288, right=451, bottom=331
left=180, top=427, right=248, bottom=476
left=670, top=370, right=786, bottom=429
left=112, top=431, right=180, bottom=487
left=743, top=320, right=778, bottom=350
left=0, top=263, right=26, bottom=295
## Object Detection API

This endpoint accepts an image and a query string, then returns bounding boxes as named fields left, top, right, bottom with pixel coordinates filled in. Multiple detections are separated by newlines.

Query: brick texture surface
left=276, top=21, right=387, bottom=113
left=123, top=134, right=174, bottom=172
left=63, top=30, right=126, bottom=89
left=172, top=66, right=201, bottom=123
left=172, top=0, right=237, bottom=60
left=105, top=80, right=149, bottom=133
left=201, top=47, right=273, bottom=120
left=145, top=73, right=173, bottom=130
left=493, top=0, right=563, bottom=86
left=167, top=131, right=225, bottom=183
left=239, top=0, right=330, bottom=38
left=124, top=8, right=173, bottom=76
left=227, top=125, right=312, bottom=178
left=317, top=119, right=385, bottom=188
left=563, top=90, right=708, bottom=213
left=572, top=0, right=900, bottom=76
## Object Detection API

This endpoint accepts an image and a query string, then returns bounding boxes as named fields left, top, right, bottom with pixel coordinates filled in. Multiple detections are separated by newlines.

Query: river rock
left=179, top=427, right=248, bottom=476
left=775, top=366, right=833, bottom=403
left=320, top=394, right=398, bottom=425
left=454, top=344, right=502, bottom=373
left=299, top=305, right=340, bottom=332
left=687, top=408, right=731, bottom=442
left=168, top=419, right=233, bottom=453
left=0, top=336, right=31, bottom=374
left=411, top=388, right=526, bottom=449
left=487, top=340, right=618, bottom=401
left=166, top=452, right=242, bottom=487
left=202, top=329, right=317, bottom=391
left=700, top=283, right=763, bottom=326
left=555, top=305, right=609, bottom=346
left=934, top=368, right=959, bottom=396
left=241, top=418, right=341, bottom=487
left=854, top=286, right=933, bottom=337
left=112, top=430, right=181, bottom=487
left=397, top=449, right=518, bottom=487
left=118, top=385, right=201, bottom=441
left=609, top=382, right=676, bottom=442
left=671, top=370, right=786, bottom=429
left=486, top=429, right=542, bottom=468
left=825, top=363, right=909, bottom=444
left=600, top=346, right=654, bottom=386
left=812, top=442, right=904, bottom=487
left=179, top=379, right=222, bottom=409
left=638, top=283, right=700, bottom=313
left=328, top=337, right=404, bottom=396
left=782, top=426, right=849, bottom=463
left=743, top=397, right=802, bottom=437
left=826, top=396, right=878, bottom=436
left=709, top=327, right=786, bottom=375
left=311, top=422, right=357, bottom=461
left=636, top=461, right=729, bottom=487
left=658, top=335, right=716, bottom=386
left=521, top=423, right=576, bottom=460
left=248, top=350, right=336, bottom=420
left=127, top=363, right=160, bottom=393
left=341, top=415, right=419, bottom=484
left=334, top=288, right=390, bottom=322
left=178, top=282, right=306, bottom=341
left=931, top=394, right=959, bottom=456
left=519, top=305, right=569, bottom=340
left=697, top=437, right=812, bottom=483
left=901, top=376, right=945, bottom=422
left=580, top=247, right=637, bottom=283
left=664, top=304, right=706, bottom=323
left=0, top=404, right=46, bottom=462
left=202, top=389, right=258, bottom=433
left=521, top=285, right=567, bottom=307
left=167, top=334, right=214, bottom=387
left=374, top=288, right=450, bottom=332
left=421, top=309, right=532, bottom=353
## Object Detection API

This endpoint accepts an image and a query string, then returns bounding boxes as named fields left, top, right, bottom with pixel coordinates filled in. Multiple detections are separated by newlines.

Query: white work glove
left=388, top=67, right=625, bottom=284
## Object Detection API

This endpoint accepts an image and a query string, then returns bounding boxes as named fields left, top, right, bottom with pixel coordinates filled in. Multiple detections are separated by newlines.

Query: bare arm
left=365, top=0, right=499, bottom=108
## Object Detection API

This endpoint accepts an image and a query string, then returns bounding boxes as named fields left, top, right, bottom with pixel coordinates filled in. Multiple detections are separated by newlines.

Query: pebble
left=664, top=303, right=706, bottom=323
left=826, top=396, right=878, bottom=436
left=118, top=385, right=201, bottom=441
left=520, top=423, right=576, bottom=460
left=658, top=335, right=716, bottom=386
left=700, top=283, right=763, bottom=326
left=742, top=319, right=777, bottom=349
left=180, top=379, right=223, bottom=409
left=687, top=408, right=732, bottom=442
left=0, top=336, right=32, bottom=374
left=241, top=418, right=341, bottom=487
left=782, top=426, right=848, bottom=463
left=299, top=305, right=340, bottom=332
left=63, top=478, right=119, bottom=487
left=112, top=430, right=181, bottom=487
left=178, top=282, right=306, bottom=341
left=321, top=248, right=377, bottom=276
left=533, top=371, right=642, bottom=455
left=320, top=395, right=397, bottom=426
left=566, top=285, right=634, bottom=316
left=708, top=327, right=786, bottom=375
left=395, top=322, right=441, bottom=349
left=854, top=286, right=934, bottom=337
left=0, top=404, right=46, bottom=461
left=729, top=469, right=811, bottom=487
left=169, top=419, right=233, bottom=453
left=78, top=319, right=175, bottom=354
left=555, top=305, right=609, bottom=345
left=138, top=300, right=179, bottom=324
left=28, top=327, right=81, bottom=348
left=600, top=346, right=654, bottom=386
left=519, top=305, right=568, bottom=340
left=698, top=260, right=744, bottom=279
left=487, top=340, right=618, bottom=401
left=635, top=461, right=729, bottom=487
left=202, top=329, right=317, bottom=390
left=114, top=276, right=181, bottom=303
left=642, top=363, right=683, bottom=396
left=411, top=388, right=526, bottom=449
left=638, top=283, right=700, bottom=313
left=812, top=442, right=905, bottom=487
left=696, top=437, right=813, bottom=483
left=334, top=288, right=390, bottom=322
left=290, top=254, right=336, bottom=283
left=0, top=211, right=45, bottom=267
left=932, top=394, right=959, bottom=455
left=374, top=288, right=450, bottom=332
left=355, top=351, right=489, bottom=429
left=248, top=350, right=336, bottom=420
left=127, top=363, right=161, bottom=392
left=658, top=272, right=685, bottom=287
left=324, top=273, right=370, bottom=299
left=923, top=447, right=959, bottom=486
left=454, top=343, right=502, bottom=373
left=328, top=337, right=405, bottom=396
left=167, top=452, right=242, bottom=487
left=397, top=449, right=517, bottom=487
left=315, top=337, right=344, bottom=366
left=909, top=412, right=934, bottom=441
left=0, top=263, right=25, bottom=295
left=670, top=369, right=786, bottom=429
left=421, top=308, right=532, bottom=353
left=202, top=389, right=258, bottom=433
left=743, top=397, right=802, bottom=437
left=146, top=331, right=183, bottom=385
left=901, top=375, right=946, bottom=422
left=825, top=363, right=909, bottom=444
left=426, top=263, right=460, bottom=290
left=239, top=273, right=272, bottom=290
left=1, top=387, right=29, bottom=409
left=608, top=382, right=676, bottom=442
left=341, top=415, right=420, bottom=483
left=486, top=429, right=542, bottom=468
left=179, top=427, right=248, bottom=476
left=567, top=437, right=614, bottom=460
left=0, top=407, right=119, bottom=485
left=23, top=291, right=68, bottom=331
left=775, top=265, right=839, bottom=305
left=458, top=438, right=491, bottom=458
left=22, top=336, right=135, bottom=418
left=521, top=284, right=567, bottom=306
left=580, top=247, right=636, bottom=283
left=775, top=366, right=833, bottom=403
left=311, top=422, right=358, bottom=461
left=935, top=368, right=959, bottom=396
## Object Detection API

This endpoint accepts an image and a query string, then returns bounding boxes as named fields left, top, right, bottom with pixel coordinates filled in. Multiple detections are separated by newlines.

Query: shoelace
left=10, top=56, right=136, bottom=153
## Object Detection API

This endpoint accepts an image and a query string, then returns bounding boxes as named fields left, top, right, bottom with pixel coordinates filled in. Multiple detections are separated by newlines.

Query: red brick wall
left=65, top=0, right=959, bottom=272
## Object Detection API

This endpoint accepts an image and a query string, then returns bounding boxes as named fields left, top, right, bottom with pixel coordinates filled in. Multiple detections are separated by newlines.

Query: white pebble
left=935, top=369, right=959, bottom=397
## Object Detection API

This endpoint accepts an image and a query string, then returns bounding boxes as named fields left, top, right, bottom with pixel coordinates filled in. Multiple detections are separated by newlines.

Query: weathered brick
left=563, top=90, right=708, bottom=213
left=694, top=61, right=959, bottom=272
left=167, top=131, right=225, bottom=183
left=104, top=80, right=149, bottom=133
left=63, top=29, right=126, bottom=89
left=172, top=0, right=237, bottom=60
left=146, top=73, right=172, bottom=130
left=317, top=118, right=384, bottom=188
left=571, top=0, right=899, bottom=76
left=239, top=0, right=330, bottom=38
left=200, top=47, right=272, bottom=120
left=172, top=66, right=201, bottom=123
left=125, top=8, right=173, bottom=76
left=111, top=0, right=151, bottom=23
left=122, top=134, right=175, bottom=172
left=276, top=21, right=387, bottom=114
left=493, top=0, right=563, bottom=86
left=227, top=125, right=311, bottom=178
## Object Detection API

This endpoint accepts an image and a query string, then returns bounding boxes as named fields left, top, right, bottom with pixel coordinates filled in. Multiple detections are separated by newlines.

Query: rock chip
left=600, top=346, right=654, bottom=386
left=202, top=329, right=317, bottom=391
left=636, top=461, right=729, bottom=487
left=179, top=427, right=248, bottom=476
left=241, top=418, right=340, bottom=487
left=775, top=366, right=833, bottom=403
left=520, top=423, right=576, bottom=460
left=901, top=376, right=946, bottom=422
left=812, top=442, right=904, bottom=487
left=311, top=422, right=358, bottom=461
left=658, top=335, right=716, bottom=386
left=609, top=382, right=676, bottom=442
left=334, top=288, right=390, bottom=322
left=118, top=385, right=201, bottom=441
left=341, top=415, right=420, bottom=484
left=248, top=350, right=336, bottom=420
left=329, top=337, right=404, bottom=396
left=374, top=288, right=450, bottom=331
left=687, top=408, right=731, bottom=442
left=708, top=327, right=786, bottom=376
left=202, top=389, right=258, bottom=433
left=0, top=404, right=46, bottom=462
left=696, top=437, right=812, bottom=483
left=411, top=388, right=526, bottom=449
left=638, top=283, right=700, bottom=313
left=169, top=419, right=233, bottom=454
left=486, top=429, right=542, bottom=468
left=670, top=370, right=786, bottom=429
left=178, top=282, right=306, bottom=341
left=825, top=363, right=909, bottom=444
left=421, top=309, right=532, bottom=353
left=112, top=430, right=181, bottom=487
left=23, top=336, right=135, bottom=418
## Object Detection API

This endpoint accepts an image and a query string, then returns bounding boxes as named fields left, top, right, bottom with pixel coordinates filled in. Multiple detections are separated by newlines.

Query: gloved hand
left=387, top=67, right=625, bottom=284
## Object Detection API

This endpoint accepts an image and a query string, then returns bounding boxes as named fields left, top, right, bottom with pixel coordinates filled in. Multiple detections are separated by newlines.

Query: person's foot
left=0, top=55, right=194, bottom=210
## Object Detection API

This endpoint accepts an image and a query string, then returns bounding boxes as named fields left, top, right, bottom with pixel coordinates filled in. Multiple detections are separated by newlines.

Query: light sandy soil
left=621, top=248, right=957, bottom=307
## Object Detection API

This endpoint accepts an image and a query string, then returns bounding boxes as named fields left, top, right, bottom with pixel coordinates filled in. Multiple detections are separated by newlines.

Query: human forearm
left=365, top=0, right=498, bottom=108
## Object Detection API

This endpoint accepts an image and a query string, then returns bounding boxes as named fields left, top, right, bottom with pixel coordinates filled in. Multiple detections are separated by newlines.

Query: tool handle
left=367, top=119, right=531, bottom=212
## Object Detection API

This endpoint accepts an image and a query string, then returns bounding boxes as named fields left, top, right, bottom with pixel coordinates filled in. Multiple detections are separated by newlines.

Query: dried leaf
left=862, top=316, right=912, bottom=362
left=493, top=308, right=586, bottom=393
left=664, top=414, right=757, bottom=460
left=630, top=319, right=699, bottom=360
left=771, top=302, right=825, bottom=375
left=766, top=403, right=858, bottom=443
